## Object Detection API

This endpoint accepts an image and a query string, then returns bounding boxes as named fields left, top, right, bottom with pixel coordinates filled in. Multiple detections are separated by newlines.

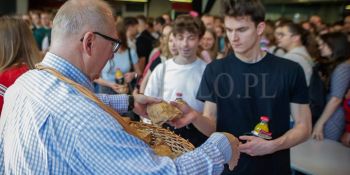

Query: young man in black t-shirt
left=170, top=0, right=311, bottom=174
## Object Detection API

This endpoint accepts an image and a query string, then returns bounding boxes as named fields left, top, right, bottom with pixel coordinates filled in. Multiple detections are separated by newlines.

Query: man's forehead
left=224, top=16, right=253, bottom=22
left=224, top=16, right=255, bottom=28
left=175, top=31, right=198, bottom=37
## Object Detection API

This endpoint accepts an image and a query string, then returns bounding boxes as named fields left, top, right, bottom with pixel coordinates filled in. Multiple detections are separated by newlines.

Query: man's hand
left=133, top=93, right=161, bottom=116
left=222, top=133, right=240, bottom=170
left=238, top=136, right=276, bottom=156
left=168, top=101, right=199, bottom=129
left=340, top=132, right=350, bottom=147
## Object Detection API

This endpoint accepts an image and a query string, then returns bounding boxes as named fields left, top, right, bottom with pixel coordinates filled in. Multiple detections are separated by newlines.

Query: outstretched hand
left=168, top=101, right=199, bottom=129
left=133, top=93, right=161, bottom=116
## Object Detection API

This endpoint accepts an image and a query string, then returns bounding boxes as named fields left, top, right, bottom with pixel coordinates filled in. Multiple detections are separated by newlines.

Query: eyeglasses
left=80, top=32, right=121, bottom=53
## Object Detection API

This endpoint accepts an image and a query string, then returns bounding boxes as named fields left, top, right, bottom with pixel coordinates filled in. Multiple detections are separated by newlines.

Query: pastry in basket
left=146, top=101, right=182, bottom=125
left=127, top=121, right=195, bottom=159
left=152, top=144, right=173, bottom=158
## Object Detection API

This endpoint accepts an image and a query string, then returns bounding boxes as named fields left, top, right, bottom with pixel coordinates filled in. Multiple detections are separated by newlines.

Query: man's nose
left=231, top=32, right=239, bottom=41
left=183, top=39, right=189, bottom=46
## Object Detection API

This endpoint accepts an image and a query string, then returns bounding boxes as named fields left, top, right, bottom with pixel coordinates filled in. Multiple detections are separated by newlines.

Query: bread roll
left=146, top=101, right=182, bottom=125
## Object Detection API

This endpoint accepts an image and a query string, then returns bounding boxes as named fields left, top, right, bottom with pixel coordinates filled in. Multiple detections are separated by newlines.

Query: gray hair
left=52, top=0, right=114, bottom=40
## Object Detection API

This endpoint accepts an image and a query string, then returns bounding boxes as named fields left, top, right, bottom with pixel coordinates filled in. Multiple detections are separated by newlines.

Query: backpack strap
left=159, top=56, right=167, bottom=98
left=127, top=48, right=134, bottom=72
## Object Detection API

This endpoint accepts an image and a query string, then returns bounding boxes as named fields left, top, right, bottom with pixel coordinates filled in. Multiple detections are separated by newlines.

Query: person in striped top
left=312, top=32, right=350, bottom=141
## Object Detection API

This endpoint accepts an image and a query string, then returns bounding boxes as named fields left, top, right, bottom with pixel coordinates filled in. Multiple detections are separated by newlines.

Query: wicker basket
left=36, top=64, right=194, bottom=159
left=128, top=120, right=194, bottom=158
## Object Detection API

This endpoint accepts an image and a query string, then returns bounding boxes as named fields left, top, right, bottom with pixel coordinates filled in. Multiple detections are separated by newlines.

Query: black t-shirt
left=197, top=53, right=309, bottom=175
left=136, top=30, right=156, bottom=65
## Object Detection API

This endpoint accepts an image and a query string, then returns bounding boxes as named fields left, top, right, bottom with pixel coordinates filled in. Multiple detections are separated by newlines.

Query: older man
left=0, top=0, right=239, bottom=174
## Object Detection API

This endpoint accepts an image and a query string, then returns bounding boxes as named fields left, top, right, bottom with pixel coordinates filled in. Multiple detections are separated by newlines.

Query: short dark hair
left=154, top=16, right=165, bottom=26
left=136, top=15, right=147, bottom=23
left=173, top=14, right=205, bottom=38
left=221, top=0, right=265, bottom=25
left=123, top=17, right=138, bottom=27
left=281, top=22, right=309, bottom=46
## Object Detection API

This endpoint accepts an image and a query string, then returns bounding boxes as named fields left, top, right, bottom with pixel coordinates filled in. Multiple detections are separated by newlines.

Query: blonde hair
left=160, top=32, right=177, bottom=58
left=52, top=0, right=114, bottom=41
left=0, top=16, right=41, bottom=71
left=199, top=29, right=218, bottom=59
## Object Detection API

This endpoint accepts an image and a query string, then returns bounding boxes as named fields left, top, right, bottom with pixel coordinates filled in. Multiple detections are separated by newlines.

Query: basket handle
left=35, top=64, right=138, bottom=137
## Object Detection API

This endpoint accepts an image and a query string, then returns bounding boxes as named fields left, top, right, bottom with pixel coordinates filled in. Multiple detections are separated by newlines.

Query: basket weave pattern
left=129, top=121, right=194, bottom=158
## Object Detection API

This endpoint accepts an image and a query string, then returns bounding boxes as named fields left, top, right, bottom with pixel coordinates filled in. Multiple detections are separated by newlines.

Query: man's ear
left=82, top=32, right=94, bottom=56
left=256, top=22, right=266, bottom=36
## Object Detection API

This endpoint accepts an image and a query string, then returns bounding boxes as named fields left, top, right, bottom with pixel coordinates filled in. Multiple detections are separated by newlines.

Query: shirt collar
left=41, top=52, right=94, bottom=91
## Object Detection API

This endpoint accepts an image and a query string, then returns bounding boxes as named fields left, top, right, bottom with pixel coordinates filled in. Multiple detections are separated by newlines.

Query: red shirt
left=344, top=98, right=350, bottom=132
left=0, top=64, right=29, bottom=115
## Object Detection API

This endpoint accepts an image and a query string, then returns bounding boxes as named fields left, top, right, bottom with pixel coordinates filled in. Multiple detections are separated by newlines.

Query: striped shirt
left=0, top=52, right=232, bottom=174
left=324, top=62, right=350, bottom=140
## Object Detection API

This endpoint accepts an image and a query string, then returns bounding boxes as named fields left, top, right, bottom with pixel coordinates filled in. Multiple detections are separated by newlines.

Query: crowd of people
left=0, top=0, right=349, bottom=174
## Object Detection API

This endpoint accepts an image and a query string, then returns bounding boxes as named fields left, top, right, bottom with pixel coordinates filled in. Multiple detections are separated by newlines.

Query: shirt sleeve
left=289, top=64, right=309, bottom=104
left=196, top=63, right=216, bottom=103
left=96, top=94, right=128, bottom=114
left=329, top=64, right=350, bottom=99
left=71, top=118, right=232, bottom=175
left=144, top=65, right=162, bottom=98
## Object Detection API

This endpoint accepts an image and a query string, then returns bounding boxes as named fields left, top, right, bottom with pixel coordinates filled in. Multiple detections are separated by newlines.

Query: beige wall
left=148, top=0, right=172, bottom=17
left=109, top=0, right=171, bottom=18
left=16, top=0, right=28, bottom=14
left=209, top=0, right=221, bottom=16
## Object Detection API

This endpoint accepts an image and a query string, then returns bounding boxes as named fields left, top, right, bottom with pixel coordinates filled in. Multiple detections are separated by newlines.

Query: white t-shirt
left=145, top=58, right=207, bottom=111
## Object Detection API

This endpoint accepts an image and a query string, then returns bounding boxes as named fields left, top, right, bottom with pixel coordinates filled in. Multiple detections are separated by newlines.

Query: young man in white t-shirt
left=144, top=15, right=208, bottom=147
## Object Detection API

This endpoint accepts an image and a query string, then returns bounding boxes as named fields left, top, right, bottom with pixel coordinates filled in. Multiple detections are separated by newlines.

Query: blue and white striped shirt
left=0, top=52, right=232, bottom=174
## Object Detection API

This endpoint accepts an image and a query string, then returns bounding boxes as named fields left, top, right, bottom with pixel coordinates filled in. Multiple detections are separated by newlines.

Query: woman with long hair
left=95, top=21, right=141, bottom=94
left=0, top=16, right=42, bottom=114
left=198, top=29, right=220, bottom=63
left=312, top=32, right=350, bottom=141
